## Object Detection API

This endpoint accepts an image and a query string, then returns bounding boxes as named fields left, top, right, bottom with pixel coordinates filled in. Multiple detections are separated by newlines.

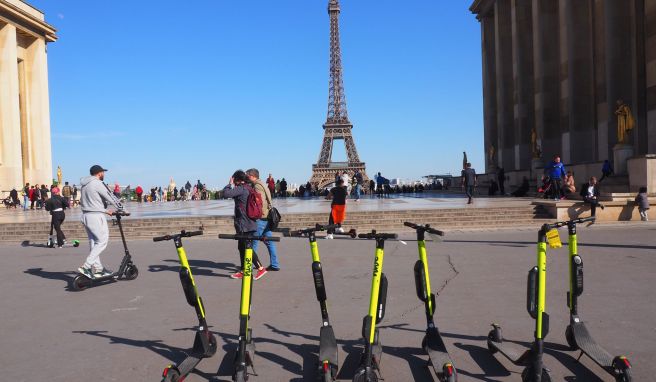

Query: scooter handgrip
left=574, top=216, right=596, bottom=224
left=185, top=230, right=204, bottom=237
left=152, top=235, right=170, bottom=242
left=425, top=227, right=445, bottom=236
left=218, top=234, right=237, bottom=240
left=403, top=222, right=418, bottom=229
left=317, top=223, right=340, bottom=231
left=263, top=236, right=281, bottom=242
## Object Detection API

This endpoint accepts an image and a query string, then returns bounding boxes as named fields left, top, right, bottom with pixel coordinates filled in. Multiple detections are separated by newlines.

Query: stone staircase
left=1, top=205, right=552, bottom=243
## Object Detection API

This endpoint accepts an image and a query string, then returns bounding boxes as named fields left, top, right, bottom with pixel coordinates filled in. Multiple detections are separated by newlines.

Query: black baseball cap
left=90, top=165, right=108, bottom=175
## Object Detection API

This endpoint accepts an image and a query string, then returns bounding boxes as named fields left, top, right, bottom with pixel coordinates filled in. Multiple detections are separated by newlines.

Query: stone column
left=481, top=14, right=498, bottom=172
left=566, top=0, right=596, bottom=163
left=23, top=37, right=53, bottom=186
left=0, top=23, right=23, bottom=189
left=495, top=0, right=514, bottom=171
left=511, top=0, right=534, bottom=171
left=533, top=0, right=561, bottom=161
left=647, top=0, right=656, bottom=153
left=605, top=0, right=634, bottom=167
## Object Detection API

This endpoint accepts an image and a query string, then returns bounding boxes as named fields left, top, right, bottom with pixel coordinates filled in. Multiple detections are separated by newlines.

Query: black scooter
left=153, top=230, right=218, bottom=382
left=404, top=222, right=457, bottom=382
left=287, top=223, right=356, bottom=381
left=71, top=210, right=138, bottom=291
left=561, top=217, right=632, bottom=382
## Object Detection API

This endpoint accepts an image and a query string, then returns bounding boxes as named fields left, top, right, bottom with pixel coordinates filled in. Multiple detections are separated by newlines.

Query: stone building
left=0, top=0, right=56, bottom=193
left=470, top=0, right=655, bottom=192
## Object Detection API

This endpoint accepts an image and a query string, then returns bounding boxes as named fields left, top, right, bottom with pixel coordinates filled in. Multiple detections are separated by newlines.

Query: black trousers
left=583, top=197, right=600, bottom=216
left=238, top=232, right=262, bottom=270
left=550, top=178, right=562, bottom=199
left=51, top=211, right=66, bottom=246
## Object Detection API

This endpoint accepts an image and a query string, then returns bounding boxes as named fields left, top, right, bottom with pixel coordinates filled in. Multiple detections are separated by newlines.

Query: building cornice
left=0, top=0, right=56, bottom=42
left=470, top=0, right=495, bottom=20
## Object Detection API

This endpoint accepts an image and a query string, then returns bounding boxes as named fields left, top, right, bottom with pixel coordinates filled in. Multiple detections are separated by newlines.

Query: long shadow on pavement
left=73, top=329, right=222, bottom=381
left=148, top=259, right=238, bottom=278
left=24, top=267, right=77, bottom=291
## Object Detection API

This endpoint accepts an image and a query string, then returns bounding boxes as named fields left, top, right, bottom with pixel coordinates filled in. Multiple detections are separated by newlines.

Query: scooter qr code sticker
left=546, top=229, right=562, bottom=249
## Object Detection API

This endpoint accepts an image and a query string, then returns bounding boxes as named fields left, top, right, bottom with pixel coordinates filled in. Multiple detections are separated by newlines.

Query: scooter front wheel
left=521, top=366, right=551, bottom=382
left=441, top=363, right=457, bottom=382
left=233, top=369, right=248, bottom=382
left=352, top=367, right=378, bottom=382
left=565, top=325, right=578, bottom=350
left=71, top=274, right=91, bottom=291
left=125, top=264, right=139, bottom=280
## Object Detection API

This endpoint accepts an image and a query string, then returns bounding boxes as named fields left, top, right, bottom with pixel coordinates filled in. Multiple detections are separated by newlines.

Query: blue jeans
left=252, top=219, right=279, bottom=269
left=354, top=184, right=361, bottom=200
left=23, top=195, right=28, bottom=210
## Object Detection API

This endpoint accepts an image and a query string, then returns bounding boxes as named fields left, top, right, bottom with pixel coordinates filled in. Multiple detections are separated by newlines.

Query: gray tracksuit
left=80, top=176, right=119, bottom=271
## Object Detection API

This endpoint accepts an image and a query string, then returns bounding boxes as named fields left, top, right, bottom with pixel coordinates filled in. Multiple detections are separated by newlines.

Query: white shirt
left=587, top=186, right=595, bottom=197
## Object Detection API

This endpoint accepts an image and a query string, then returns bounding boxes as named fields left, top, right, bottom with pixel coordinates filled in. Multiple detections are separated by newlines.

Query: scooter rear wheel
left=616, top=368, right=632, bottom=382
left=71, top=275, right=91, bottom=291
left=125, top=264, right=139, bottom=280
left=161, top=367, right=180, bottom=382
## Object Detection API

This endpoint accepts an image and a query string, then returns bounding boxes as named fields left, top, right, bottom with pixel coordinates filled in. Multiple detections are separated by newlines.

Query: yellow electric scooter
left=218, top=233, right=280, bottom=382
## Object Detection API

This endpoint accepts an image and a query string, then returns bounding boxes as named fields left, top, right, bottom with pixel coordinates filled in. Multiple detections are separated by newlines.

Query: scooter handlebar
left=571, top=216, right=596, bottom=225
left=113, top=210, right=130, bottom=216
left=403, top=221, right=444, bottom=236
left=358, top=231, right=398, bottom=240
left=152, top=230, right=204, bottom=242
left=545, top=216, right=596, bottom=230
left=218, top=233, right=280, bottom=242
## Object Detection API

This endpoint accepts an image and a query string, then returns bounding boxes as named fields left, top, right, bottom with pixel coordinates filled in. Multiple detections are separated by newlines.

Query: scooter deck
left=571, top=321, right=614, bottom=368
left=319, top=325, right=338, bottom=366
left=424, top=327, right=454, bottom=370
left=489, top=339, right=532, bottom=366
left=176, top=354, right=203, bottom=376
left=21, top=240, right=80, bottom=248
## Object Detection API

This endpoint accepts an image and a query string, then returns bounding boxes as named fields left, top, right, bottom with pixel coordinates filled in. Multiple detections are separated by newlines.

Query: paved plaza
left=2, top=223, right=654, bottom=381
left=0, top=194, right=535, bottom=224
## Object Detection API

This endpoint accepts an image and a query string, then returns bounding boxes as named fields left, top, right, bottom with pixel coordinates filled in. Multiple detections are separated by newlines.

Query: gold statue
left=57, top=166, right=62, bottom=185
left=530, top=127, right=542, bottom=159
left=488, top=145, right=496, bottom=163
left=462, top=151, right=468, bottom=169
left=615, top=99, right=635, bottom=144
left=168, top=177, right=176, bottom=193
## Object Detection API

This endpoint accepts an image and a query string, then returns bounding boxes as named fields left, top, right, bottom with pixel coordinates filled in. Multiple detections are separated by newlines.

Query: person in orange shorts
left=326, top=178, right=347, bottom=239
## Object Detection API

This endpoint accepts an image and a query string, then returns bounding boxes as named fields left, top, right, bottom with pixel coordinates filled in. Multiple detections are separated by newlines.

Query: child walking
left=635, top=187, right=650, bottom=221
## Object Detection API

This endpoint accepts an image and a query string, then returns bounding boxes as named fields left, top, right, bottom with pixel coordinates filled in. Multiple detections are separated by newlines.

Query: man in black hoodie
left=45, top=187, right=69, bottom=247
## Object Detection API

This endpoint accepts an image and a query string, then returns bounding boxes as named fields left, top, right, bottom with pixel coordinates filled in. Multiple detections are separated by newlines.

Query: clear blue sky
left=33, top=0, right=483, bottom=188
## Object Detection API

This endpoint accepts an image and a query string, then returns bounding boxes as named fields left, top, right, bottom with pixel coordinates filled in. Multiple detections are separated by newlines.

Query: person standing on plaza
left=497, top=167, right=506, bottom=195
left=223, top=170, right=268, bottom=280
left=72, top=184, right=78, bottom=204
left=545, top=155, right=566, bottom=201
left=22, top=183, right=30, bottom=210
left=600, top=160, right=614, bottom=182
left=45, top=187, right=68, bottom=247
left=580, top=176, right=604, bottom=218
left=280, top=178, right=288, bottom=198
left=635, top=187, right=649, bottom=221
left=113, top=183, right=121, bottom=199
left=61, top=181, right=72, bottom=207
left=77, top=165, right=122, bottom=278
left=369, top=179, right=375, bottom=196
left=39, top=185, right=49, bottom=209
left=461, top=163, right=477, bottom=204
left=135, top=185, right=143, bottom=203
left=247, top=168, right=280, bottom=271
left=185, top=181, right=192, bottom=196
left=266, top=174, right=275, bottom=197
left=353, top=170, right=363, bottom=201
left=325, top=178, right=347, bottom=239
left=29, top=185, right=37, bottom=209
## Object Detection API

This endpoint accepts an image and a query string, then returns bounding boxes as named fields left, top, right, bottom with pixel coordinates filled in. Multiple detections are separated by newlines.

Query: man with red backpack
left=223, top=170, right=268, bottom=280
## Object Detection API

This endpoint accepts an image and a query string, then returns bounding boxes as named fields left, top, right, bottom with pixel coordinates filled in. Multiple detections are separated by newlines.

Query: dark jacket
left=223, top=184, right=257, bottom=233
left=45, top=195, right=69, bottom=215
left=635, top=193, right=650, bottom=210
left=579, top=183, right=600, bottom=199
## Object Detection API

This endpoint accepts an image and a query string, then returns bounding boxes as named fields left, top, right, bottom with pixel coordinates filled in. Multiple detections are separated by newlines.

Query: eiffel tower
left=310, top=0, right=368, bottom=189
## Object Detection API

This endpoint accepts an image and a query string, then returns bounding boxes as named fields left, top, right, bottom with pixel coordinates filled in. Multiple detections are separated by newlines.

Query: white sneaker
left=326, top=234, right=334, bottom=240
left=336, top=227, right=345, bottom=234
